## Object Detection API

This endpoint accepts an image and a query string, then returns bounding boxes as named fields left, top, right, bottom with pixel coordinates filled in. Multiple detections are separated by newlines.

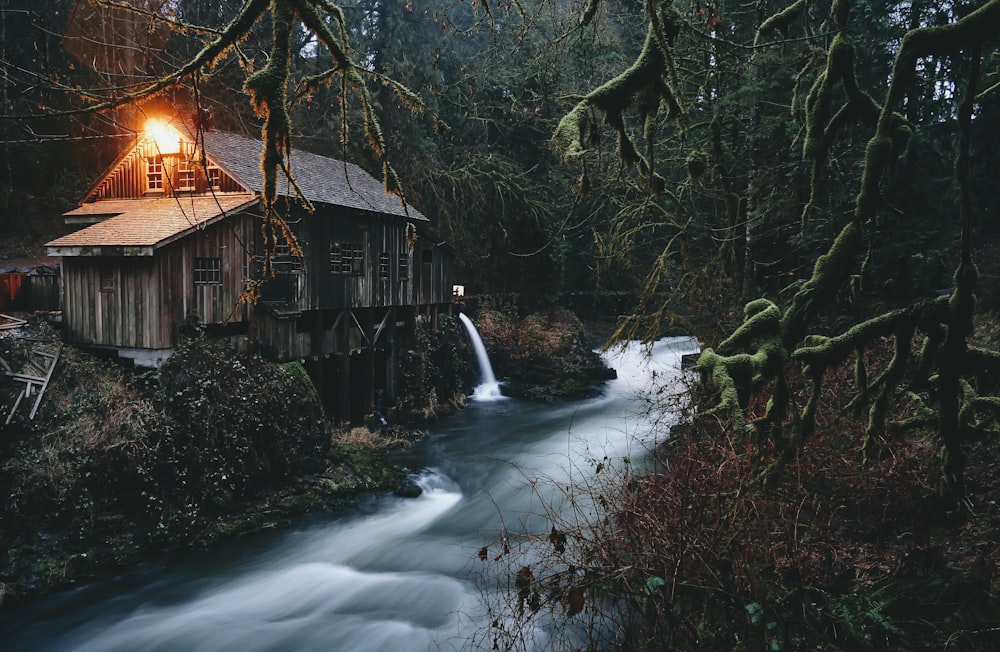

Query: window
left=398, top=252, right=410, bottom=284
left=146, top=156, right=163, bottom=192
left=194, top=257, right=221, bottom=285
left=330, top=244, right=343, bottom=273
left=273, top=238, right=303, bottom=274
left=100, top=268, right=115, bottom=291
left=177, top=160, right=196, bottom=191
left=207, top=166, right=221, bottom=188
left=330, top=242, right=363, bottom=275
left=378, top=253, right=390, bottom=281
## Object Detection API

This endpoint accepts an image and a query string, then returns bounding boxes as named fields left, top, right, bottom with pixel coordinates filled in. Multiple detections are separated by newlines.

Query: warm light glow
left=145, top=119, right=182, bottom=155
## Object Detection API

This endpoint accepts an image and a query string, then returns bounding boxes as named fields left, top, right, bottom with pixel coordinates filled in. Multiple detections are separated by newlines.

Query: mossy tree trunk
left=557, top=0, right=1000, bottom=494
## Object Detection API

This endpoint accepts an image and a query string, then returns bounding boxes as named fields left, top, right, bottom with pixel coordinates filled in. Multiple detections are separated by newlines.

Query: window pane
left=398, top=253, right=409, bottom=281
left=379, top=253, right=390, bottom=281
left=178, top=161, right=195, bottom=190
left=194, top=257, right=222, bottom=285
left=147, top=157, right=163, bottom=191
left=331, top=242, right=363, bottom=275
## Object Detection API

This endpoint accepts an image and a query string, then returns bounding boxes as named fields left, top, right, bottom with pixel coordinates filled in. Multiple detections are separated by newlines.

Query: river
left=0, top=336, right=699, bottom=651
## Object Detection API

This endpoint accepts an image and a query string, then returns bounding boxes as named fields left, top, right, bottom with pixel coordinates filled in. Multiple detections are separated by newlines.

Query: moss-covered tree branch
left=680, top=0, right=1000, bottom=492
left=552, top=0, right=683, bottom=195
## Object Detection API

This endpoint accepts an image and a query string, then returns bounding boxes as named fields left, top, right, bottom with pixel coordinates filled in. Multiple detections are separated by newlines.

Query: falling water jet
left=458, top=313, right=505, bottom=401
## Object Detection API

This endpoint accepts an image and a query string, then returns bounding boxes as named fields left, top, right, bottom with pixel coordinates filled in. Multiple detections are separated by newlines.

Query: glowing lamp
left=146, top=119, right=182, bottom=155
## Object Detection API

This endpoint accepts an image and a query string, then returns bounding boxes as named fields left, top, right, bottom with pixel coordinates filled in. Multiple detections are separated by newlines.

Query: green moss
left=695, top=349, right=742, bottom=420
left=754, top=0, right=808, bottom=46
left=832, top=0, right=850, bottom=28
left=718, top=298, right=780, bottom=353
left=580, top=0, right=600, bottom=27
left=685, top=149, right=708, bottom=180
left=281, top=361, right=320, bottom=407
left=244, top=1, right=294, bottom=210
left=691, top=290, right=794, bottom=436
left=803, top=33, right=871, bottom=164
left=967, top=347, right=1000, bottom=372
left=779, top=221, right=862, bottom=345
left=551, top=0, right=683, bottom=194
left=855, top=136, right=892, bottom=216
left=802, top=70, right=830, bottom=160
left=553, top=103, right=592, bottom=165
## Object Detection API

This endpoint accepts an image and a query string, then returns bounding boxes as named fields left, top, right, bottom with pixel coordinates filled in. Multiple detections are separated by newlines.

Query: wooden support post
left=385, top=307, right=397, bottom=406
left=310, top=309, right=325, bottom=409
left=359, top=308, right=375, bottom=423
left=337, top=309, right=351, bottom=422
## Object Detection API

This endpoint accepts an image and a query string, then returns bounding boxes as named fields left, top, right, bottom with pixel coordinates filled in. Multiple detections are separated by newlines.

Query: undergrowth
left=0, top=330, right=331, bottom=600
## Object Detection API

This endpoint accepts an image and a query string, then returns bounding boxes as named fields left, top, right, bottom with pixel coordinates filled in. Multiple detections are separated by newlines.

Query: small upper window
left=207, top=166, right=221, bottom=188
left=100, top=268, right=115, bottom=291
left=194, top=257, right=221, bottom=285
left=147, top=156, right=163, bottom=192
left=177, top=160, right=196, bottom=191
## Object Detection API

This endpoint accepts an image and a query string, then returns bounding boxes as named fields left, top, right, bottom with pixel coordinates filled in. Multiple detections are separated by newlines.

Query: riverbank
left=0, top=320, right=435, bottom=609
left=0, top=335, right=691, bottom=651
left=468, top=304, right=618, bottom=401
left=0, top=308, right=616, bottom=609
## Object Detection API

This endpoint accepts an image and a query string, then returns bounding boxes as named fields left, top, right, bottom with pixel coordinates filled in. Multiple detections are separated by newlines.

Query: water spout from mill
left=458, top=313, right=504, bottom=401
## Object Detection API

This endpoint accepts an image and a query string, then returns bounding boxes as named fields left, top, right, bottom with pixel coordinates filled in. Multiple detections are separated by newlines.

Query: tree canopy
left=3, top=0, right=1000, bottom=647
left=2, top=0, right=998, bottom=474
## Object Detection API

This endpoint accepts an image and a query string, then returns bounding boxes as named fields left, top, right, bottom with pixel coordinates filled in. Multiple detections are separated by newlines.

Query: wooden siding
left=61, top=214, right=255, bottom=348
left=254, top=305, right=401, bottom=362
left=28, top=274, right=60, bottom=311
left=89, top=139, right=243, bottom=200
left=414, top=239, right=453, bottom=308
left=259, top=206, right=453, bottom=311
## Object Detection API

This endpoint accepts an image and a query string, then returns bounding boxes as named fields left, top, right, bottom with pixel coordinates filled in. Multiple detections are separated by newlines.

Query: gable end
left=85, top=138, right=248, bottom=202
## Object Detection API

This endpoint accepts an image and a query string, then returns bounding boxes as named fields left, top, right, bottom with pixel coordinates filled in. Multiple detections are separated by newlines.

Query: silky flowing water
left=457, top=313, right=503, bottom=401
left=0, top=337, right=699, bottom=651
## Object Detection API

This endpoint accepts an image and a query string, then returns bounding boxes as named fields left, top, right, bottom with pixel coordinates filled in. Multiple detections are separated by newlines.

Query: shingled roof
left=48, top=194, right=258, bottom=256
left=201, top=131, right=428, bottom=222
left=48, top=128, right=429, bottom=258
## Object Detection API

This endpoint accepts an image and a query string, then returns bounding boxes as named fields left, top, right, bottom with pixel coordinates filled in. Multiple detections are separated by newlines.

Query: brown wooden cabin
left=46, top=122, right=454, bottom=422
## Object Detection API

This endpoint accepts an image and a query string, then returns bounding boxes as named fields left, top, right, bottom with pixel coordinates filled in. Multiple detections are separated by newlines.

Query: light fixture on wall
left=145, top=118, right=182, bottom=155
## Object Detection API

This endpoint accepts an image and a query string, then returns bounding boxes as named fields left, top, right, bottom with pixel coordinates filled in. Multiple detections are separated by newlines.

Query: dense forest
left=3, top=0, right=1000, bottom=649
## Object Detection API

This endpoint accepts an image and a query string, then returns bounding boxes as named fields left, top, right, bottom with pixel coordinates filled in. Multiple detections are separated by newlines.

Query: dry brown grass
left=329, top=425, right=416, bottom=451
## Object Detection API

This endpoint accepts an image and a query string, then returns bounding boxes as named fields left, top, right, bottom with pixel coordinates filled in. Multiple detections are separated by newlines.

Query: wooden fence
left=0, top=269, right=60, bottom=311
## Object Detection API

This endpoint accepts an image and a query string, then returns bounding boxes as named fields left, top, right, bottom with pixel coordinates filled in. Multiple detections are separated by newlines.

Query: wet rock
left=393, top=482, right=423, bottom=498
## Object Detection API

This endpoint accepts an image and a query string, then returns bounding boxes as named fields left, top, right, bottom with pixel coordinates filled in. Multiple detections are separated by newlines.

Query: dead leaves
left=700, top=3, right=722, bottom=30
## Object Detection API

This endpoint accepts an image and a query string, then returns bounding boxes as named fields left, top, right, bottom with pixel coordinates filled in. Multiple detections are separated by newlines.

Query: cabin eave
left=46, top=245, right=155, bottom=257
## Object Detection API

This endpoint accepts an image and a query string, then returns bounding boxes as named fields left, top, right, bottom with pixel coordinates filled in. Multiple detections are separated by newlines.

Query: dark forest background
left=4, top=2, right=1000, bottom=648
left=2, top=0, right=994, bottom=340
